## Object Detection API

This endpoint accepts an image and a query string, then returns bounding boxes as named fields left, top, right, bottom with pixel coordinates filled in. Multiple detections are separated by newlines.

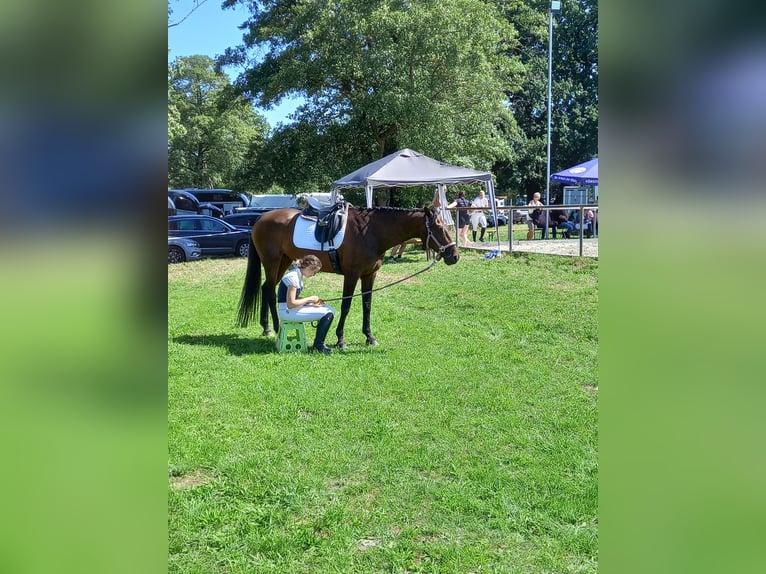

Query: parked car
left=246, top=193, right=300, bottom=210
left=512, top=199, right=529, bottom=223
left=508, top=208, right=526, bottom=224
left=168, top=215, right=251, bottom=258
left=222, top=211, right=263, bottom=230
left=198, top=202, right=225, bottom=218
left=168, top=237, right=201, bottom=263
left=486, top=212, right=509, bottom=227
left=168, top=190, right=201, bottom=214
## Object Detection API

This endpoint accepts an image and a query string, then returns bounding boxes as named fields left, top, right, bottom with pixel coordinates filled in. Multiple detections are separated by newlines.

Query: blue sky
left=168, top=0, right=301, bottom=127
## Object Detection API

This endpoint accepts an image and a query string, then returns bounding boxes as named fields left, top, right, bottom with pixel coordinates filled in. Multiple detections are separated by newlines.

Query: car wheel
left=236, top=240, right=249, bottom=257
left=168, top=245, right=185, bottom=264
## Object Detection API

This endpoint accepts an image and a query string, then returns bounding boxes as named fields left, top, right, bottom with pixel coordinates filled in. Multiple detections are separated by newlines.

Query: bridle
left=425, top=211, right=456, bottom=260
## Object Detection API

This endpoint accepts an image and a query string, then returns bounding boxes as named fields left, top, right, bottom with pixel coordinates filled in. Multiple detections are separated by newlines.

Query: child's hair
left=296, top=254, right=322, bottom=271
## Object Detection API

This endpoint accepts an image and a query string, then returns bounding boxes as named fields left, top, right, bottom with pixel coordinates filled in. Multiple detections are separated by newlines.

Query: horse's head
left=423, top=206, right=459, bottom=265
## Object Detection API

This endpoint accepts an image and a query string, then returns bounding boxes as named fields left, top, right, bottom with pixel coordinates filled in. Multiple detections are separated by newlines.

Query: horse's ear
left=423, top=204, right=443, bottom=224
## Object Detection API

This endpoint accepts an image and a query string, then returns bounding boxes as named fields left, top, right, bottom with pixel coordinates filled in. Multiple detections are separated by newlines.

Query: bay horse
left=236, top=205, right=459, bottom=349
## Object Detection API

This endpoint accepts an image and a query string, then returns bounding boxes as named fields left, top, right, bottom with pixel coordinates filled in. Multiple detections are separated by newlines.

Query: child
left=278, top=255, right=335, bottom=354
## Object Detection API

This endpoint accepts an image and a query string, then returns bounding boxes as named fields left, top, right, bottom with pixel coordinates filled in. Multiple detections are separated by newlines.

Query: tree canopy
left=168, top=54, right=269, bottom=189
left=221, top=0, right=524, bottom=180
left=494, top=0, right=598, bottom=202
left=167, top=1, right=598, bottom=205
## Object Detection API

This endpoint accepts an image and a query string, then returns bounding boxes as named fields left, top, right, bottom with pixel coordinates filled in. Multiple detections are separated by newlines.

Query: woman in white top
left=526, top=192, right=544, bottom=240
left=470, top=190, right=490, bottom=242
left=278, top=255, right=336, bottom=354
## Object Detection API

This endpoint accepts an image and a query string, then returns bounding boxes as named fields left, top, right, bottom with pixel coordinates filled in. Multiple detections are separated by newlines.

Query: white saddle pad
left=292, top=211, right=348, bottom=250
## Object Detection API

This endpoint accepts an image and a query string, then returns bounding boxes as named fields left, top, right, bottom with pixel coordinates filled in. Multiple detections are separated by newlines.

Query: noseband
left=425, top=214, right=456, bottom=260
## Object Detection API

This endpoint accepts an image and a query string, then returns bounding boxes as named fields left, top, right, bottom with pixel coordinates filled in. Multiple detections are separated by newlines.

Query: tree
left=221, top=0, right=525, bottom=198
left=168, top=58, right=186, bottom=143
left=494, top=0, right=598, bottom=202
left=168, top=55, right=269, bottom=189
left=550, top=0, right=598, bottom=170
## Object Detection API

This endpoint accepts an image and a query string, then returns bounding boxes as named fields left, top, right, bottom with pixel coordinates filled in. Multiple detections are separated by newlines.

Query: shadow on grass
left=173, top=333, right=276, bottom=356
left=173, top=333, right=385, bottom=356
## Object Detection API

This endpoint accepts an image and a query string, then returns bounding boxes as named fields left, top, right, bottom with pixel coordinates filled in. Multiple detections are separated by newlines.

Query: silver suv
left=168, top=237, right=201, bottom=263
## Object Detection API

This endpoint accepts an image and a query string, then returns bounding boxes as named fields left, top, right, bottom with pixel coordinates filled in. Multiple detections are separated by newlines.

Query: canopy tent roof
left=550, top=158, right=598, bottom=186
left=331, top=148, right=493, bottom=190
left=330, top=148, right=500, bottom=247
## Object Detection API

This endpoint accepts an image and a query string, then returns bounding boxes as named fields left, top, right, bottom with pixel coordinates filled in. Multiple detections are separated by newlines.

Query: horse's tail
left=236, top=236, right=261, bottom=327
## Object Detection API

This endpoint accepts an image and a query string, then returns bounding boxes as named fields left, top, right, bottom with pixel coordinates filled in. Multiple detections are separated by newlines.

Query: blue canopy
left=551, top=158, right=598, bottom=185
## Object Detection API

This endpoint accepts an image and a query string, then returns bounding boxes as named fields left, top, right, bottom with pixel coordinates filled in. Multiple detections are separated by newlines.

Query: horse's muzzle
left=442, top=250, right=460, bottom=265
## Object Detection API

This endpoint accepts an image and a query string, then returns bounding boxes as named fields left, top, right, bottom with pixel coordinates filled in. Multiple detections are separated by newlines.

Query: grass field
left=168, top=249, right=598, bottom=573
left=466, top=223, right=593, bottom=243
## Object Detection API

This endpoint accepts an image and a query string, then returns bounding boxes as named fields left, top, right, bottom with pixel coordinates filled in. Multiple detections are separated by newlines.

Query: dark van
left=172, top=189, right=248, bottom=215
left=168, top=189, right=200, bottom=214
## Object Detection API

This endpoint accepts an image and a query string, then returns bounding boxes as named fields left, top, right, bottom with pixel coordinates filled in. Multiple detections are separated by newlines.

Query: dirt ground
left=465, top=236, right=598, bottom=258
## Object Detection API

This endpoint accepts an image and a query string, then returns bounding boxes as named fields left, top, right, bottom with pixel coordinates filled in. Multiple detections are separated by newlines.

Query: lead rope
left=320, top=260, right=438, bottom=303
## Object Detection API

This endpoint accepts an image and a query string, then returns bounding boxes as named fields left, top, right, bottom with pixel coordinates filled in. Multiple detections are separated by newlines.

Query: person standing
left=470, top=189, right=490, bottom=242
left=447, top=191, right=472, bottom=246
left=387, top=242, right=407, bottom=262
left=278, top=255, right=335, bottom=355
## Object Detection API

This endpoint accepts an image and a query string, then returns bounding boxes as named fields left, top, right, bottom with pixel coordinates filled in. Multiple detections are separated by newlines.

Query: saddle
left=300, top=199, right=347, bottom=246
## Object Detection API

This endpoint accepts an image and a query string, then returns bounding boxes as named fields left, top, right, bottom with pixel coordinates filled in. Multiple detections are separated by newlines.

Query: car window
left=177, top=219, right=199, bottom=231
left=201, top=219, right=227, bottom=232
left=174, top=198, right=197, bottom=211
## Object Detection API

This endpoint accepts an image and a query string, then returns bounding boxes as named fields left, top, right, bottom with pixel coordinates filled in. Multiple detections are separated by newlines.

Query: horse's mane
left=354, top=206, right=426, bottom=215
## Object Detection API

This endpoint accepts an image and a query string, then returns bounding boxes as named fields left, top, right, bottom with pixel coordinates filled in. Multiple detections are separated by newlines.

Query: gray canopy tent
left=330, top=148, right=500, bottom=244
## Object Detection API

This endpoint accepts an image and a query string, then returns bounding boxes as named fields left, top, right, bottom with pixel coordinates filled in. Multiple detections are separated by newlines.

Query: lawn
left=475, top=223, right=589, bottom=243
left=168, top=248, right=598, bottom=573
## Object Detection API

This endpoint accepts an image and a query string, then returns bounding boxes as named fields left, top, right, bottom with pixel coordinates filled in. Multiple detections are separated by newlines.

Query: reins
left=320, top=259, right=438, bottom=303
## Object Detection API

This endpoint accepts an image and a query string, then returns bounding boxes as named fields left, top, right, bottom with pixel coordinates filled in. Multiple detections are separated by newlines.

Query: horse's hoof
left=366, top=337, right=379, bottom=346
left=337, top=341, right=347, bottom=351
left=263, top=329, right=274, bottom=337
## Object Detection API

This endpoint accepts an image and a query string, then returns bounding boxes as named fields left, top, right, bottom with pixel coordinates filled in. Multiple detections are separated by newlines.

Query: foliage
left=221, top=0, right=525, bottom=193
left=168, top=59, right=186, bottom=143
left=240, top=119, right=374, bottom=194
left=168, top=1, right=598, bottom=201
left=550, top=0, right=598, bottom=168
left=168, top=252, right=598, bottom=573
left=168, top=54, right=270, bottom=189
left=495, top=0, right=599, bottom=201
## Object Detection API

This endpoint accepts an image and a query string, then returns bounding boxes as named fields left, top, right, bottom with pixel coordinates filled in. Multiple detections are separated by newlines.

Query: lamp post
left=545, top=1, right=560, bottom=239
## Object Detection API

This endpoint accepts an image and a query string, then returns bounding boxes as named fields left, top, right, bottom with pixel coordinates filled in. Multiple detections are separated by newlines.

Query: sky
left=167, top=0, right=301, bottom=127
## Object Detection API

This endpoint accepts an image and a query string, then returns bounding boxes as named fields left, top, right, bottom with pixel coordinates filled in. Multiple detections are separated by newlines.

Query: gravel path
left=463, top=237, right=599, bottom=258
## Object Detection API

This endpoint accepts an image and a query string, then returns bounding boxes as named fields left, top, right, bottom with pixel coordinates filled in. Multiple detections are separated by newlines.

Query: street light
left=544, top=0, right=560, bottom=239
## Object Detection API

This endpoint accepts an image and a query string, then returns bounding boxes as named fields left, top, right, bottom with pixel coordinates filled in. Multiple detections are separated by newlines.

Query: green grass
left=169, top=250, right=598, bottom=573
left=475, top=223, right=591, bottom=243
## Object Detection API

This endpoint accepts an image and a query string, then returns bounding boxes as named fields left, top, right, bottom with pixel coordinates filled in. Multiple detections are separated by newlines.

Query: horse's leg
left=258, top=257, right=282, bottom=337
left=360, top=272, right=378, bottom=346
left=335, top=274, right=359, bottom=350
left=272, top=255, right=294, bottom=335
left=261, top=254, right=294, bottom=336
left=259, top=281, right=274, bottom=336
left=269, top=286, right=280, bottom=334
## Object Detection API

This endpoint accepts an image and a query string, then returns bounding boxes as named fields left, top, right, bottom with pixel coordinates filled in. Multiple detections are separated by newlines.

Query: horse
left=236, top=204, right=459, bottom=349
